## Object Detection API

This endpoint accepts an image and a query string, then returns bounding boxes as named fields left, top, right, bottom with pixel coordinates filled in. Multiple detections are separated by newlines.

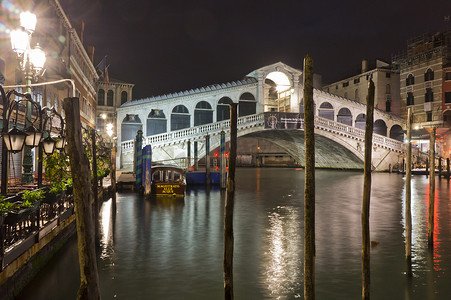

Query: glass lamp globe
left=20, top=11, right=37, bottom=33
left=30, top=45, right=46, bottom=72
left=10, top=29, right=29, bottom=54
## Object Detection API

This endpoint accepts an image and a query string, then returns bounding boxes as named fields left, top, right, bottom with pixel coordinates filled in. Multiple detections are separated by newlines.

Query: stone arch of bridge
left=201, top=128, right=364, bottom=169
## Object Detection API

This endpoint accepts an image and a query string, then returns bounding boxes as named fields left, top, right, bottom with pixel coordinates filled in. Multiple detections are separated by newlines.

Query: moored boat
left=151, top=165, right=186, bottom=197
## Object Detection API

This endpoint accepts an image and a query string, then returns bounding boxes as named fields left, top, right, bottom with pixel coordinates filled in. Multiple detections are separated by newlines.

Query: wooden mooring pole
left=405, top=107, right=413, bottom=276
left=224, top=103, right=237, bottom=300
left=362, top=78, right=375, bottom=300
left=91, top=128, right=99, bottom=243
left=63, top=97, right=101, bottom=300
left=428, top=128, right=436, bottom=248
left=447, top=158, right=450, bottom=179
left=303, top=54, right=315, bottom=300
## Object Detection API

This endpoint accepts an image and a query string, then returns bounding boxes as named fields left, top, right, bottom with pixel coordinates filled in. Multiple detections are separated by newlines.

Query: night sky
left=59, top=0, right=451, bottom=100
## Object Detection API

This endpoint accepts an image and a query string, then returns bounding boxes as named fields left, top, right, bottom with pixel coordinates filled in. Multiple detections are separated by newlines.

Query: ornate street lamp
left=3, top=127, right=28, bottom=153
left=55, top=136, right=66, bottom=151
left=24, top=125, right=43, bottom=148
left=10, top=10, right=46, bottom=183
left=42, top=136, right=56, bottom=155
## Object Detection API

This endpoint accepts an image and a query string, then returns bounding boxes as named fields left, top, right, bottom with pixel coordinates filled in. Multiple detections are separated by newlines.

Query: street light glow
left=20, top=11, right=37, bottom=32
left=10, top=29, right=28, bottom=54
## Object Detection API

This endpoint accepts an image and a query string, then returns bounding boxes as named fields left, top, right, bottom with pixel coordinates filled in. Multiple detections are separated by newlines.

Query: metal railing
left=0, top=192, right=74, bottom=270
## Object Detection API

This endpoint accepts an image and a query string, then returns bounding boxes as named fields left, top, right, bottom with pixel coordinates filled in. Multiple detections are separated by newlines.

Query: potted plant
left=21, top=189, right=45, bottom=210
left=4, top=190, right=44, bottom=225
left=0, top=196, right=13, bottom=227
left=44, top=181, right=65, bottom=204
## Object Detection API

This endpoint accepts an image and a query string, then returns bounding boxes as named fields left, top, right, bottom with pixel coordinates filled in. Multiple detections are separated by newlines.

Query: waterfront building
left=392, top=31, right=451, bottom=158
left=0, top=0, right=99, bottom=179
left=322, top=59, right=401, bottom=116
left=96, top=78, right=134, bottom=140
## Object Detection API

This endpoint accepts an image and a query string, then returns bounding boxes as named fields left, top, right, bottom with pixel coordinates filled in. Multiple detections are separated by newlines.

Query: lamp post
left=1, top=86, right=39, bottom=194
left=10, top=11, right=46, bottom=183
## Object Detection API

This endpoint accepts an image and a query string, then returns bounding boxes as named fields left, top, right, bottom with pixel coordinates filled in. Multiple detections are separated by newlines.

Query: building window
left=424, top=68, right=434, bottom=81
left=386, top=100, right=391, bottom=112
left=354, top=78, right=360, bottom=84
left=406, top=74, right=415, bottom=86
left=407, top=92, right=414, bottom=106
left=354, top=89, right=359, bottom=100
left=107, top=90, right=114, bottom=106
left=342, top=82, right=349, bottom=87
left=98, top=89, right=105, bottom=106
left=445, top=72, right=451, bottom=81
left=445, top=91, right=451, bottom=103
left=386, top=84, right=390, bottom=94
left=335, top=85, right=338, bottom=90
left=386, top=72, right=391, bottom=78
left=426, top=111, right=432, bottom=122
left=425, top=88, right=433, bottom=102
left=121, top=91, right=127, bottom=105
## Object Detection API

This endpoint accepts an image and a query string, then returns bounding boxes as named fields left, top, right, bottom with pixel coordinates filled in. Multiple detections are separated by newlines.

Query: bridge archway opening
left=318, top=102, right=334, bottom=121
left=195, top=101, right=213, bottom=126
left=171, top=105, right=190, bottom=131
left=147, top=109, right=167, bottom=136
left=389, top=125, right=404, bottom=142
left=374, top=119, right=387, bottom=136
left=264, top=71, right=292, bottom=112
left=121, top=114, right=142, bottom=141
left=217, top=97, right=233, bottom=121
left=355, top=114, right=366, bottom=130
left=239, top=92, right=256, bottom=117
left=337, top=107, right=352, bottom=126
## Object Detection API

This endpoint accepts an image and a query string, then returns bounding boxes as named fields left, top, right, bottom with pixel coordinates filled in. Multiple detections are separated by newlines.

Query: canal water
left=16, top=169, right=451, bottom=299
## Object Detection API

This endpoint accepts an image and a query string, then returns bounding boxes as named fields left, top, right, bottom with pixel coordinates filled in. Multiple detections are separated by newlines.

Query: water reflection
left=100, top=199, right=114, bottom=260
left=263, top=206, right=302, bottom=299
left=15, top=170, right=451, bottom=300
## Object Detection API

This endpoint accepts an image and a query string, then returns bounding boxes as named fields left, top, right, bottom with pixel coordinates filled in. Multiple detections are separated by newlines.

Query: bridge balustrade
left=121, top=113, right=405, bottom=154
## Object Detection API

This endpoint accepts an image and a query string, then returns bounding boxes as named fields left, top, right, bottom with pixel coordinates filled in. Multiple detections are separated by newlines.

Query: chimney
left=75, top=21, right=85, bottom=43
left=87, top=46, right=95, bottom=63
left=362, top=59, right=368, bottom=73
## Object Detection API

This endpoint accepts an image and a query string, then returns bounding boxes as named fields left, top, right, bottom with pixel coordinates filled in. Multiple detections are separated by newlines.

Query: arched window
left=389, top=125, right=404, bottom=142
left=98, top=89, right=105, bottom=106
left=107, top=90, right=114, bottom=106
left=425, top=88, right=433, bottom=102
left=121, top=91, right=128, bottom=105
left=374, top=119, right=387, bottom=136
left=171, top=105, right=190, bottom=131
left=337, top=107, right=352, bottom=126
left=121, top=114, right=142, bottom=141
left=194, top=101, right=213, bottom=126
left=147, top=109, right=167, bottom=135
left=407, top=92, right=414, bottom=106
left=217, top=97, right=233, bottom=121
left=318, top=102, right=334, bottom=120
left=406, top=74, right=415, bottom=86
left=424, top=68, right=434, bottom=81
left=239, top=92, right=256, bottom=117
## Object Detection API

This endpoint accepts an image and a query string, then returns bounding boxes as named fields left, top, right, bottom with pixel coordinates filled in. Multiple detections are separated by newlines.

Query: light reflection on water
left=15, top=169, right=451, bottom=300
left=264, top=207, right=302, bottom=299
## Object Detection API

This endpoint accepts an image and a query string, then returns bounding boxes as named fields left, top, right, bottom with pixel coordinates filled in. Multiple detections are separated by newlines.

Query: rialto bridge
left=117, top=62, right=414, bottom=171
